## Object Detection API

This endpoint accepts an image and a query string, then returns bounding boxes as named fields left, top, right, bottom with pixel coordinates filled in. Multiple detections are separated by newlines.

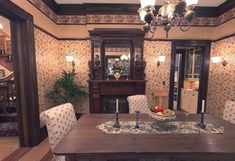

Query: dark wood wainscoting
left=89, top=80, right=146, bottom=113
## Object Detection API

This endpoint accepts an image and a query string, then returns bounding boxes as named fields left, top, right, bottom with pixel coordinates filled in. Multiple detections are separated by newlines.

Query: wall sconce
left=65, top=55, right=75, bottom=70
left=211, top=56, right=228, bottom=67
left=157, top=56, right=166, bottom=67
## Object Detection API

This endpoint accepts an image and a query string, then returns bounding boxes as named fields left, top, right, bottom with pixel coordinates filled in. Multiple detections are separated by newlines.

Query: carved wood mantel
left=88, top=29, right=146, bottom=113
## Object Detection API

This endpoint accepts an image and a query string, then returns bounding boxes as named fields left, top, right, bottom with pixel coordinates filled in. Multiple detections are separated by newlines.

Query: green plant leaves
left=46, top=70, right=87, bottom=107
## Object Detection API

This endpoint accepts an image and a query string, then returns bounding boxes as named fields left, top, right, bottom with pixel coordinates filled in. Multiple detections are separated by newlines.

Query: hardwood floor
left=0, top=137, right=19, bottom=160
left=0, top=137, right=54, bottom=161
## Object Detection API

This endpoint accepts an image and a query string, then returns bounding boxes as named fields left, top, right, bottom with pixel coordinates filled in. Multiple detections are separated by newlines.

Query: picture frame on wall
left=0, top=69, right=5, bottom=78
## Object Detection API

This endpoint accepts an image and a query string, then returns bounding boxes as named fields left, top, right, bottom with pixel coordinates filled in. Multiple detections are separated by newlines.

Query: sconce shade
left=139, top=9, right=147, bottom=22
left=65, top=55, right=74, bottom=63
left=185, top=0, right=199, bottom=6
left=140, top=0, right=156, bottom=8
left=159, top=4, right=174, bottom=20
left=159, top=55, right=166, bottom=62
left=211, top=56, right=221, bottom=64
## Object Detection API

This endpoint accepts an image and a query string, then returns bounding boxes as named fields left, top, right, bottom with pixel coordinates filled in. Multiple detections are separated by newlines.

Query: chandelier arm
left=174, top=13, right=182, bottom=27
left=180, top=23, right=192, bottom=32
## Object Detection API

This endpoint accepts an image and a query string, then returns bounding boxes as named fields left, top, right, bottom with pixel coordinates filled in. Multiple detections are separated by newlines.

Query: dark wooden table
left=54, top=114, right=235, bottom=161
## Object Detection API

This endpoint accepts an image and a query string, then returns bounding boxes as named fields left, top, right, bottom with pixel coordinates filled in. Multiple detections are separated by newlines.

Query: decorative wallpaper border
left=28, top=0, right=235, bottom=26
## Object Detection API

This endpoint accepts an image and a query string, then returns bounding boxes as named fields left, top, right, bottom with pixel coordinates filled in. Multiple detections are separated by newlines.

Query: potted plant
left=46, top=70, right=87, bottom=118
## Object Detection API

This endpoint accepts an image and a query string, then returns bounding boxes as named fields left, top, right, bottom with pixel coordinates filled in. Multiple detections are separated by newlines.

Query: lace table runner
left=97, top=121, right=224, bottom=134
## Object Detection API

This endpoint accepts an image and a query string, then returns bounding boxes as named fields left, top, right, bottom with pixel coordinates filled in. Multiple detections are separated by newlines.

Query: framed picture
left=0, top=69, right=5, bottom=78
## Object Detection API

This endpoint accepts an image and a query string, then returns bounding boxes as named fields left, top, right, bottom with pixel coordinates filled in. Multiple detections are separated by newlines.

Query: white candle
left=116, top=99, right=119, bottom=113
left=202, top=100, right=205, bottom=113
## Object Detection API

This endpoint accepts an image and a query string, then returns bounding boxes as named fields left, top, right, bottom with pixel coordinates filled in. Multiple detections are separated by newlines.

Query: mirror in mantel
left=105, top=44, right=131, bottom=80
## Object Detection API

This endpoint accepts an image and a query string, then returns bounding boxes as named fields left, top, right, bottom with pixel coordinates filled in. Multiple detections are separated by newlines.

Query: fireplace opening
left=101, top=96, right=129, bottom=113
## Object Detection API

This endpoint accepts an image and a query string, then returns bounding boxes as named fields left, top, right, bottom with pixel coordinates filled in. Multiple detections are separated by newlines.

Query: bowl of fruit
left=149, top=106, right=176, bottom=122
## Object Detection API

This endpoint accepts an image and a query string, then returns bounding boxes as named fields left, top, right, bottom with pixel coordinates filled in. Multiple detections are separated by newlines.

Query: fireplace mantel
left=89, top=80, right=146, bottom=113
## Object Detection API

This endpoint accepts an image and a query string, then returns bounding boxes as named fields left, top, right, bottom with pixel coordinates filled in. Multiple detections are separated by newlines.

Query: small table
left=54, top=114, right=235, bottom=161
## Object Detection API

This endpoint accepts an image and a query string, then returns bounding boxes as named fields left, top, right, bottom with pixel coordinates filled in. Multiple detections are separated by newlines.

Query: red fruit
left=157, top=106, right=164, bottom=113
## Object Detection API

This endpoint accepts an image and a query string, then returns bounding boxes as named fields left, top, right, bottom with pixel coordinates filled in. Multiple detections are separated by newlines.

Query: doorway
left=0, top=1, right=41, bottom=147
left=0, top=15, right=17, bottom=137
left=169, top=40, right=211, bottom=113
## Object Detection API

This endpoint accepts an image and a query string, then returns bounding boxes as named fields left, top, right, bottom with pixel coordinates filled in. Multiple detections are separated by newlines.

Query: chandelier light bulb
left=159, top=4, right=174, bottom=20
left=185, top=0, right=199, bottom=6
left=140, top=0, right=156, bottom=9
left=139, top=9, right=147, bottom=22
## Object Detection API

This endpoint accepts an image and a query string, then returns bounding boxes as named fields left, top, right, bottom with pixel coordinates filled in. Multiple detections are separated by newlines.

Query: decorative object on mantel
left=94, top=54, right=101, bottom=66
left=138, top=0, right=198, bottom=38
left=97, top=121, right=224, bottom=134
left=211, top=56, right=228, bottom=67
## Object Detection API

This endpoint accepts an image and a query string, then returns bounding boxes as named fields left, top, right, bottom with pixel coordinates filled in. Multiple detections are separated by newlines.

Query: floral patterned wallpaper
left=34, top=28, right=91, bottom=114
left=58, top=40, right=91, bottom=113
left=35, top=27, right=235, bottom=118
left=144, top=41, right=172, bottom=108
left=207, top=36, right=235, bottom=117
left=34, top=28, right=61, bottom=114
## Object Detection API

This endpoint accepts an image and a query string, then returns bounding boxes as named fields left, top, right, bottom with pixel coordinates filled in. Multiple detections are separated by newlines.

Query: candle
left=202, top=100, right=205, bottom=113
left=116, top=99, right=119, bottom=113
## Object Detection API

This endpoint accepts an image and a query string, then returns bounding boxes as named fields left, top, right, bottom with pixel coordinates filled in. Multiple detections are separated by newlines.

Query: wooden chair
left=127, top=95, right=149, bottom=114
left=223, top=101, right=235, bottom=124
left=40, top=103, right=77, bottom=161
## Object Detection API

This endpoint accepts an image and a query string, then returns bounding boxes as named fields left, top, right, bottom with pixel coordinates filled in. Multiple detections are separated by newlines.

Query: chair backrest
left=40, top=103, right=77, bottom=161
left=223, top=101, right=235, bottom=124
left=127, top=95, right=149, bottom=114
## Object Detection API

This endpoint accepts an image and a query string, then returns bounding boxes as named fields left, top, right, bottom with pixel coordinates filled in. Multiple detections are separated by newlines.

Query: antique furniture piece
left=223, top=101, right=235, bottom=124
left=54, top=114, right=235, bottom=161
left=127, top=95, right=149, bottom=114
left=89, top=29, right=146, bottom=113
left=40, top=103, right=77, bottom=161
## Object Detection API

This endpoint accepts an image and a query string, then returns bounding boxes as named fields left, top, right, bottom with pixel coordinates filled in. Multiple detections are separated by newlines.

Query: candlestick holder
left=135, top=111, right=140, bottom=128
left=113, top=112, right=120, bottom=128
left=197, top=112, right=206, bottom=129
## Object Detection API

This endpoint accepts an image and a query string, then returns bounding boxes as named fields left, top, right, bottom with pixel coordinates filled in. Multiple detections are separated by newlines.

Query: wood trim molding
left=27, top=0, right=235, bottom=26
left=42, top=0, right=235, bottom=18
left=34, top=25, right=90, bottom=41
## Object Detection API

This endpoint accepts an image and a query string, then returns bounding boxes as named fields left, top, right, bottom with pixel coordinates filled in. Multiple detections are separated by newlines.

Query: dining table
left=54, top=113, right=235, bottom=161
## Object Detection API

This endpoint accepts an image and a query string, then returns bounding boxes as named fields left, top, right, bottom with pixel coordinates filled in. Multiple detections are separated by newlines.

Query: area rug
left=97, top=121, right=224, bottom=134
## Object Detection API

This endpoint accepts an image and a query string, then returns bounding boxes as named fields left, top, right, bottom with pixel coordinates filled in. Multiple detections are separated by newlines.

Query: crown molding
left=42, top=0, right=234, bottom=17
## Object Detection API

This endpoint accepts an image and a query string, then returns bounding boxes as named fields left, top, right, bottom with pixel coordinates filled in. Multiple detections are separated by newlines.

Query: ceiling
left=54, top=0, right=227, bottom=7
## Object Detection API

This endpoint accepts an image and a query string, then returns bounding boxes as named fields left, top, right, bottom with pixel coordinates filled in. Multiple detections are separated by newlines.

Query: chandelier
left=138, top=0, right=198, bottom=38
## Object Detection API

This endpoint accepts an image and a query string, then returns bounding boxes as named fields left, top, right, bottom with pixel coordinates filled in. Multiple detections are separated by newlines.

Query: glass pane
left=104, top=44, right=131, bottom=79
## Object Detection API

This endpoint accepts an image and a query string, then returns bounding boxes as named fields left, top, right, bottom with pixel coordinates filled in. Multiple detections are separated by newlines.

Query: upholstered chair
left=223, top=101, right=235, bottom=124
left=127, top=95, right=149, bottom=114
left=40, top=103, right=77, bottom=161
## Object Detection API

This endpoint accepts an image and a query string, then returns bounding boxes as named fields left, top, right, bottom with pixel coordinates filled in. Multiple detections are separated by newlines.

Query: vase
left=113, top=70, right=121, bottom=80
